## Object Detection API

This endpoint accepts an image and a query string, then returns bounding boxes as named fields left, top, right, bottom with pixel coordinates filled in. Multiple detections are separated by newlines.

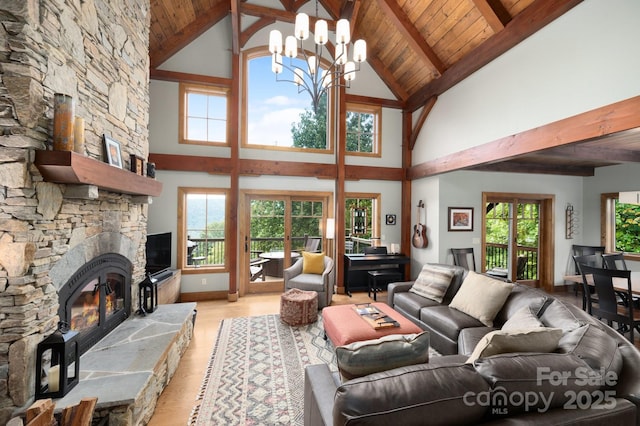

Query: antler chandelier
left=268, top=0, right=366, bottom=113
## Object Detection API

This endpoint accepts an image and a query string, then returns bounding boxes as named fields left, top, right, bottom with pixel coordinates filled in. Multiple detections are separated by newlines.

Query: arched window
left=242, top=49, right=332, bottom=152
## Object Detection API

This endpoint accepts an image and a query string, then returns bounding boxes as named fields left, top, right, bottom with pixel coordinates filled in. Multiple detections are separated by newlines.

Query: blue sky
left=247, top=56, right=316, bottom=147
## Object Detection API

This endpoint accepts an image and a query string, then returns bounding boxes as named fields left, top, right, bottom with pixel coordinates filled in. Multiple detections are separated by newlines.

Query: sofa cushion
left=393, top=291, right=440, bottom=319
left=335, top=332, right=430, bottom=381
left=501, top=305, right=544, bottom=331
left=556, top=323, right=623, bottom=378
left=474, top=352, right=601, bottom=416
left=333, top=363, right=489, bottom=425
left=449, top=271, right=514, bottom=327
left=409, top=264, right=456, bottom=303
left=420, top=305, right=485, bottom=342
left=467, top=327, right=562, bottom=363
left=493, top=284, right=548, bottom=326
left=302, top=251, right=325, bottom=274
left=458, top=327, right=496, bottom=356
left=539, top=299, right=586, bottom=332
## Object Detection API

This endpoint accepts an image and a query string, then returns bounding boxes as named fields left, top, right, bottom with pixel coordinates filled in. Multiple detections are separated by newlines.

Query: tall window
left=179, top=83, right=229, bottom=145
left=346, top=103, right=380, bottom=155
left=344, top=194, right=380, bottom=253
left=178, top=188, right=228, bottom=271
left=242, top=50, right=331, bottom=152
left=602, top=193, right=640, bottom=255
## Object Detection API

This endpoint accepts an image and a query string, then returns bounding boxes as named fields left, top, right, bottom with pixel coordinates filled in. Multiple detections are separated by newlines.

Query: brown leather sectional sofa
left=304, top=264, right=640, bottom=425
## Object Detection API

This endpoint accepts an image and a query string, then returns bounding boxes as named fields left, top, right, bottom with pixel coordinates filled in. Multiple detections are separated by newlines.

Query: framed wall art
left=103, top=135, right=123, bottom=169
left=448, top=207, right=474, bottom=231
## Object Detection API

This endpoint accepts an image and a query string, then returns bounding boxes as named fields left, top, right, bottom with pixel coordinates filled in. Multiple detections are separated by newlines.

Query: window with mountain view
left=178, top=188, right=228, bottom=270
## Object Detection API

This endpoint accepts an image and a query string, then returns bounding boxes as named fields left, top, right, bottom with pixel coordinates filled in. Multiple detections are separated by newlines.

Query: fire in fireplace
left=58, top=253, right=132, bottom=355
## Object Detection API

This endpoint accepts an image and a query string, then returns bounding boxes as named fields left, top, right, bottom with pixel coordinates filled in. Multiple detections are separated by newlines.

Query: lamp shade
left=326, top=218, right=335, bottom=239
left=269, top=30, right=282, bottom=54
left=295, top=13, right=309, bottom=40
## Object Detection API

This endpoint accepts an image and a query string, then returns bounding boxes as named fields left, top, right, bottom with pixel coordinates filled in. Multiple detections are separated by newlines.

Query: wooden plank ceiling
left=149, top=0, right=640, bottom=177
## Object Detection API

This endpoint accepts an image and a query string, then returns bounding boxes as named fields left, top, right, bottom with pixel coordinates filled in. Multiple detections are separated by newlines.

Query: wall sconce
left=35, top=323, right=79, bottom=399
left=565, top=203, right=576, bottom=239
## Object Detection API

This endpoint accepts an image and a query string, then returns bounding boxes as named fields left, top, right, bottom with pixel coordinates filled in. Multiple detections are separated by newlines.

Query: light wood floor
left=147, top=287, right=627, bottom=425
left=147, top=291, right=373, bottom=426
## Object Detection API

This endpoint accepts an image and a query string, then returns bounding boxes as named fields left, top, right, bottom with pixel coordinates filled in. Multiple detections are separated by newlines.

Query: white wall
left=411, top=0, right=640, bottom=284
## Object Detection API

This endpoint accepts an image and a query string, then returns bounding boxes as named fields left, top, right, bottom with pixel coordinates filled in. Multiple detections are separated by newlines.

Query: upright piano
left=343, top=253, right=411, bottom=295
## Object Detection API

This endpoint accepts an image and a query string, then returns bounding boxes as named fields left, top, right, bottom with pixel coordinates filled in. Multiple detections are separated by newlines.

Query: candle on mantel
left=73, top=116, right=85, bottom=155
left=48, top=364, right=60, bottom=392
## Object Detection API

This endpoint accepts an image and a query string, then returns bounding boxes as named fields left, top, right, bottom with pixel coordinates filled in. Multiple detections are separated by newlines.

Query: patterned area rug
left=189, top=314, right=338, bottom=426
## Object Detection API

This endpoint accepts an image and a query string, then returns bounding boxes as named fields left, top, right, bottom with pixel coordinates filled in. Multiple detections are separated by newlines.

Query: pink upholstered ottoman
left=280, top=288, right=318, bottom=326
left=322, top=302, right=422, bottom=346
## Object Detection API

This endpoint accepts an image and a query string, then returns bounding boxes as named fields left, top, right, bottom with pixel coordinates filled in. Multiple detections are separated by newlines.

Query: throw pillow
left=335, top=332, right=430, bottom=381
left=449, top=271, right=514, bottom=327
left=302, top=251, right=325, bottom=274
left=466, top=328, right=563, bottom=364
left=501, top=305, right=544, bottom=331
left=409, top=264, right=456, bottom=303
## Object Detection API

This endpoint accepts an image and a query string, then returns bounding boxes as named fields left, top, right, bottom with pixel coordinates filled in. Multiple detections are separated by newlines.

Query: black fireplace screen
left=58, top=253, right=132, bottom=355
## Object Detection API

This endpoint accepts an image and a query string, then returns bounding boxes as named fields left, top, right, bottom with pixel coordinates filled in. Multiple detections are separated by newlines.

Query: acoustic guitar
left=412, top=200, right=428, bottom=248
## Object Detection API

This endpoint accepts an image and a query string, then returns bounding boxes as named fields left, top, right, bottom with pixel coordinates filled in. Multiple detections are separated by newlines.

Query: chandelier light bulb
left=269, top=30, right=282, bottom=54
left=295, top=13, right=309, bottom=40
left=314, top=19, right=328, bottom=45
left=308, top=56, right=317, bottom=75
left=272, top=53, right=283, bottom=74
left=284, top=36, right=297, bottom=58
left=336, top=19, right=351, bottom=44
left=294, top=68, right=304, bottom=86
left=353, top=39, right=367, bottom=62
left=344, top=61, right=356, bottom=81
left=336, top=44, right=348, bottom=66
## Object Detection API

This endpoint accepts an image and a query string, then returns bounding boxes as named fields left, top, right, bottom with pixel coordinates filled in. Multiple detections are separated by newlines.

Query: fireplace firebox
left=58, top=253, right=132, bottom=355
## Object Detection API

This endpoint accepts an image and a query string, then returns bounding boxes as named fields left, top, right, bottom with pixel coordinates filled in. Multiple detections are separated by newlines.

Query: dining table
left=563, top=271, right=640, bottom=295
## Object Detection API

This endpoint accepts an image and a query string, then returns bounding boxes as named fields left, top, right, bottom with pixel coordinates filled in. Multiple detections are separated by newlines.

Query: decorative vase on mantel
left=53, top=93, right=74, bottom=151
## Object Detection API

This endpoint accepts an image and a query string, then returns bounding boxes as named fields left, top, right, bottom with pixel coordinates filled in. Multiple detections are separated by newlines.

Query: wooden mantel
left=35, top=150, right=163, bottom=197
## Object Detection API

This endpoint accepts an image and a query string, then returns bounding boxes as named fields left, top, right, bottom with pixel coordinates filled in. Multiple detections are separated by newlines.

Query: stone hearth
left=51, top=303, right=195, bottom=425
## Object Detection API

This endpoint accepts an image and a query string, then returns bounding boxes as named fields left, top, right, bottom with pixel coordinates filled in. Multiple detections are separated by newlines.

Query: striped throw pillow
left=409, top=264, right=456, bottom=303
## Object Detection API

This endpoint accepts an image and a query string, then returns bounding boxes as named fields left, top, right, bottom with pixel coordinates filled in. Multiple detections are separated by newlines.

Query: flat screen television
left=146, top=232, right=172, bottom=275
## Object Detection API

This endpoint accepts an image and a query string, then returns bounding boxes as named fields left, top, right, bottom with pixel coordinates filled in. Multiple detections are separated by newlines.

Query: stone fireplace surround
left=0, top=0, right=187, bottom=424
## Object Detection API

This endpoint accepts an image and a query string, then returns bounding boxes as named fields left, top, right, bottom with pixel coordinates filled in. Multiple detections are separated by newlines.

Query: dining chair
left=578, top=264, right=640, bottom=343
left=602, top=253, right=628, bottom=270
left=570, top=247, right=604, bottom=306
left=573, top=254, right=602, bottom=312
left=451, top=248, right=476, bottom=271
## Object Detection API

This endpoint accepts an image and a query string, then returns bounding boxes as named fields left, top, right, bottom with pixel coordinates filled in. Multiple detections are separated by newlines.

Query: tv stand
left=155, top=269, right=181, bottom=304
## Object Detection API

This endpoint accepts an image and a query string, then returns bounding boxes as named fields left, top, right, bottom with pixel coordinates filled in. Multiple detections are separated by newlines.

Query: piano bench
left=367, top=270, right=403, bottom=301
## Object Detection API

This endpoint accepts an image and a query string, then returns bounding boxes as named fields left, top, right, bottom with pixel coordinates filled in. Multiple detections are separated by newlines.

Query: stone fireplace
left=0, top=1, right=160, bottom=423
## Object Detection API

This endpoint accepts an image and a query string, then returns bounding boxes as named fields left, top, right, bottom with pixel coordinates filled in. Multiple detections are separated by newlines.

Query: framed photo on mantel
left=130, top=154, right=144, bottom=176
left=103, top=135, right=122, bottom=169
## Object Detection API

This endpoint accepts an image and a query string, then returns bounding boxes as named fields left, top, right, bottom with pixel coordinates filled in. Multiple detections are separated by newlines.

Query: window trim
left=177, top=187, right=230, bottom=274
left=345, top=102, right=382, bottom=157
left=601, top=192, right=640, bottom=260
left=179, top=82, right=230, bottom=147
left=241, top=47, right=335, bottom=153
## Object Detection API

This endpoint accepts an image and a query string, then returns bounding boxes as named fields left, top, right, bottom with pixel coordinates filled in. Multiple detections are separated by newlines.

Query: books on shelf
left=353, top=304, right=400, bottom=330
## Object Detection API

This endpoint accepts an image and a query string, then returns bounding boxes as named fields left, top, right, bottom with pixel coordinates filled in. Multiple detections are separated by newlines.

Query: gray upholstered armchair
left=284, top=256, right=335, bottom=309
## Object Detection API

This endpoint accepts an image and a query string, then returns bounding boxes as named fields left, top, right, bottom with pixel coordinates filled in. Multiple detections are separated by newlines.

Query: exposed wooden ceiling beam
left=407, top=95, right=640, bottom=179
left=375, top=0, right=445, bottom=75
left=150, top=2, right=230, bottom=68
left=241, top=17, right=276, bottom=48
left=230, top=0, right=241, bottom=55
left=468, top=161, right=595, bottom=176
left=471, top=0, right=506, bottom=32
left=409, top=96, right=437, bottom=150
left=405, top=0, right=584, bottom=112
left=541, top=145, right=640, bottom=163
